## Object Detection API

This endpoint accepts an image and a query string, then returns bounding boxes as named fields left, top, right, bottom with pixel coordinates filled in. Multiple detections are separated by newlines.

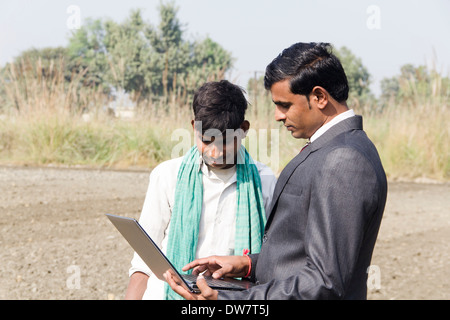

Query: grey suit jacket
left=219, top=115, right=387, bottom=300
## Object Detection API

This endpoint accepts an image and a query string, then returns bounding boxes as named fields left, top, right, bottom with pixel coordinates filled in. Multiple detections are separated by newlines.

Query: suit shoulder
left=319, top=144, right=386, bottom=189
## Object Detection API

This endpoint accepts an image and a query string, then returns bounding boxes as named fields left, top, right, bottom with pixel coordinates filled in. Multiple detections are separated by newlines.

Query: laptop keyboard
left=182, top=274, right=246, bottom=289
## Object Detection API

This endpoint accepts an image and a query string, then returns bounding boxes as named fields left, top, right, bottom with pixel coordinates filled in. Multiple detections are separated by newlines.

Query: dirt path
left=0, top=166, right=449, bottom=300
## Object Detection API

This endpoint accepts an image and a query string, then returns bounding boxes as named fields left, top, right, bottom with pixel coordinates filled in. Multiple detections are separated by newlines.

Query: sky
left=1, top=0, right=449, bottom=96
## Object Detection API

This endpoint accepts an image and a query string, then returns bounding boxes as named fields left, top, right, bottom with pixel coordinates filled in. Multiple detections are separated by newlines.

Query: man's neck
left=310, top=109, right=355, bottom=142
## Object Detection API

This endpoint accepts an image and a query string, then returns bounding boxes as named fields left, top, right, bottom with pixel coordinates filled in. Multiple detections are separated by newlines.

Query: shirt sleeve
left=128, top=158, right=180, bottom=277
left=256, top=162, right=277, bottom=216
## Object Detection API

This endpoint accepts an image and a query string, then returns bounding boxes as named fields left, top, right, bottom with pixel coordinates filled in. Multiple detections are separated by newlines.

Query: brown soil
left=1, top=166, right=449, bottom=300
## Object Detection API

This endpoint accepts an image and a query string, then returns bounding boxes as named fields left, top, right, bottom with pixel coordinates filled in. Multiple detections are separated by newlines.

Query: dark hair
left=192, top=80, right=248, bottom=134
left=264, top=42, right=349, bottom=102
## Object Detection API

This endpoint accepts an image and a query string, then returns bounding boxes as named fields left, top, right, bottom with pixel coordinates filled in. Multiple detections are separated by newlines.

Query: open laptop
left=106, top=214, right=255, bottom=293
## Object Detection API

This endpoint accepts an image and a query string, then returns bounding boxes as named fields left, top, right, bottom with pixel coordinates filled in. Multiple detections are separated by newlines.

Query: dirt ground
left=0, top=165, right=449, bottom=300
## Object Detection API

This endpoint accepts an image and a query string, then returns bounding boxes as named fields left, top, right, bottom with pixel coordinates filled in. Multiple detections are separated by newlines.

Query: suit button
left=263, top=233, right=268, bottom=243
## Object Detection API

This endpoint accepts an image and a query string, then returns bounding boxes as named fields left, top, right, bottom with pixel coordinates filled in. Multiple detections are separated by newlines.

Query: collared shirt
left=129, top=155, right=277, bottom=299
left=310, top=109, right=356, bottom=143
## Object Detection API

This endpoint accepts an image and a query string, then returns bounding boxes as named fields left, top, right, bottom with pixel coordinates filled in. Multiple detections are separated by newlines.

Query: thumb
left=195, top=274, right=218, bottom=300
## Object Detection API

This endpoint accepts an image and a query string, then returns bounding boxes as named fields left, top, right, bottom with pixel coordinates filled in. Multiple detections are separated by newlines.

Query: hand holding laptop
left=164, top=255, right=251, bottom=300
left=164, top=271, right=218, bottom=300
left=105, top=214, right=255, bottom=299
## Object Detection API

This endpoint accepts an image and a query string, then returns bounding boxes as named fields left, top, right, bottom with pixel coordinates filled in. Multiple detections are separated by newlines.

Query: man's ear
left=311, top=86, right=328, bottom=110
left=239, top=120, right=250, bottom=138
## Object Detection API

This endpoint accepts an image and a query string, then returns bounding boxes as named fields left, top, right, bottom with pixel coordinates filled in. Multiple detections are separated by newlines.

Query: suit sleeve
left=129, top=162, right=173, bottom=277
left=219, top=147, right=380, bottom=299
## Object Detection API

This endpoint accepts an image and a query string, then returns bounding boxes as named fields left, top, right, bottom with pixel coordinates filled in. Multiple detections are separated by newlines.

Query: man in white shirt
left=125, top=80, right=277, bottom=300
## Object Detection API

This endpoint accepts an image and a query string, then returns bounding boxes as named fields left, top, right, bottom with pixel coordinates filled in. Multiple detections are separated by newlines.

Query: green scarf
left=164, top=145, right=266, bottom=300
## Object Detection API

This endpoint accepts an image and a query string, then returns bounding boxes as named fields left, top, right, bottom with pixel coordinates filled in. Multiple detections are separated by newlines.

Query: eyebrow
left=272, top=100, right=292, bottom=108
left=199, top=132, right=240, bottom=145
left=198, top=131, right=223, bottom=141
left=198, top=133, right=216, bottom=142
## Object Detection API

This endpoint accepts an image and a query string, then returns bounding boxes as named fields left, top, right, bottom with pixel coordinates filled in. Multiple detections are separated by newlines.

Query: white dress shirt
left=310, top=109, right=356, bottom=142
left=129, top=155, right=277, bottom=300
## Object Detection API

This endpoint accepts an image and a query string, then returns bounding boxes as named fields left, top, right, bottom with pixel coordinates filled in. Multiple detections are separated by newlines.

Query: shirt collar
left=310, top=109, right=355, bottom=143
left=198, top=155, right=237, bottom=184
left=198, top=154, right=204, bottom=173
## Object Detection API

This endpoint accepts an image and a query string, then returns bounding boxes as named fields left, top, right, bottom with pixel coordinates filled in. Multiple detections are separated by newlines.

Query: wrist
left=243, top=254, right=252, bottom=278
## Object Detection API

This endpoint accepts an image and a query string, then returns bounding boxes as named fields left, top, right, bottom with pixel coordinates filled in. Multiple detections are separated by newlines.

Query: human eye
left=275, top=101, right=292, bottom=109
left=201, top=136, right=215, bottom=145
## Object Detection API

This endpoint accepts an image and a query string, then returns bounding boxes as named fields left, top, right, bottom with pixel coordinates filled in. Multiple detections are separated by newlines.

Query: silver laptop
left=106, top=214, right=255, bottom=293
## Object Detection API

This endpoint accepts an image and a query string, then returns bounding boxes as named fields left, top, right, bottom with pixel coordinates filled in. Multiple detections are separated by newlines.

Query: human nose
left=205, top=143, right=223, bottom=159
left=274, top=105, right=286, bottom=122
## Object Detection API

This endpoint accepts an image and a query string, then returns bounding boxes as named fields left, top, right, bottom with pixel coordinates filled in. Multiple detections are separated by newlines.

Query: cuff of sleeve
left=246, top=253, right=259, bottom=282
left=243, top=255, right=252, bottom=278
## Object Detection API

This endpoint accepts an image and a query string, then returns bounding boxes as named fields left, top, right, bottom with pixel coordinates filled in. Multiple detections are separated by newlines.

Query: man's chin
left=206, top=162, right=235, bottom=169
left=290, top=130, right=304, bottom=140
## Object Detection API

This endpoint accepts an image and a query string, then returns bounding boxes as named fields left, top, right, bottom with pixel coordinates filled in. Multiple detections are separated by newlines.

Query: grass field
left=0, top=61, right=448, bottom=180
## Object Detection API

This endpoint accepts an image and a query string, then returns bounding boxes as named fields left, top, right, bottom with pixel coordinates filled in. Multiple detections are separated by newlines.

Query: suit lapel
left=265, top=146, right=311, bottom=224
left=265, top=116, right=363, bottom=228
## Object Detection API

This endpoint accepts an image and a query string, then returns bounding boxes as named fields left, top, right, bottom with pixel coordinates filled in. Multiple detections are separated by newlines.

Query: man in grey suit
left=164, top=42, right=388, bottom=300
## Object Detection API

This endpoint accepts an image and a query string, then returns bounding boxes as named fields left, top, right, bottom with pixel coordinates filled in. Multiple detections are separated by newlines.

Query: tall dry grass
left=0, top=59, right=448, bottom=180
left=0, top=58, right=194, bottom=169
left=364, top=84, right=449, bottom=181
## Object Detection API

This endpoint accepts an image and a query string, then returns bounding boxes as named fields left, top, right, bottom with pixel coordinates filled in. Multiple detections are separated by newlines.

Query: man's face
left=270, top=79, right=325, bottom=140
left=194, top=129, right=242, bottom=169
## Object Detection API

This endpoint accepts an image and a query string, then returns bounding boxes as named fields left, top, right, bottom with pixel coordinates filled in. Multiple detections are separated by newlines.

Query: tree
left=145, top=2, right=233, bottom=99
left=103, top=9, right=153, bottom=96
left=0, top=47, right=69, bottom=112
left=146, top=2, right=188, bottom=97
left=66, top=18, right=108, bottom=88
left=9, top=47, right=68, bottom=78
left=65, top=2, right=234, bottom=102
left=380, top=63, right=450, bottom=107
left=334, top=46, right=373, bottom=104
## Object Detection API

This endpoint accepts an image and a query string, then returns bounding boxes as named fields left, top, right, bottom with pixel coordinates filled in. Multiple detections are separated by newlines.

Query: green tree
left=380, top=63, right=450, bottom=107
left=190, top=37, right=233, bottom=80
left=66, top=18, right=108, bottom=88
left=103, top=9, right=153, bottom=97
left=1, top=1, right=234, bottom=112
left=9, top=47, right=68, bottom=77
left=65, top=2, right=234, bottom=102
left=146, top=2, right=188, bottom=97
left=334, top=46, right=374, bottom=109
left=145, top=2, right=233, bottom=99
left=0, top=47, right=69, bottom=112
